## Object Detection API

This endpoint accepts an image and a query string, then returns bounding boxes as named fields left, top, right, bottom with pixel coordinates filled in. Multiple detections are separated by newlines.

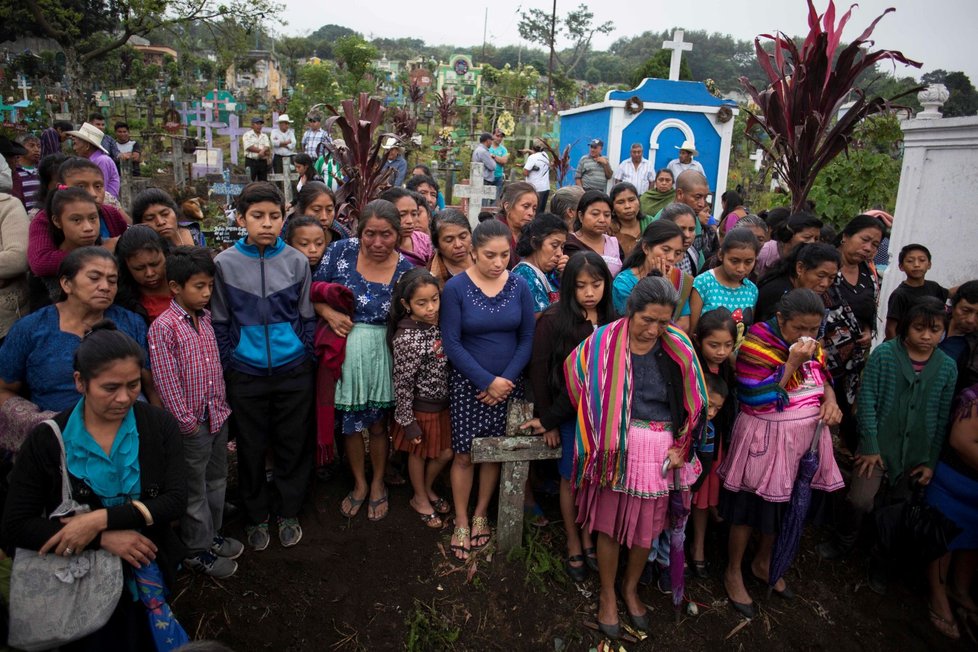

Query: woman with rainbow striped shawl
left=717, top=288, right=844, bottom=618
left=564, top=275, right=707, bottom=638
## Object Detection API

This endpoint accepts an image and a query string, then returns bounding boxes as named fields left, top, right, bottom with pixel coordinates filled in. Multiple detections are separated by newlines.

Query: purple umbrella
left=768, top=420, right=825, bottom=593
left=666, top=464, right=690, bottom=621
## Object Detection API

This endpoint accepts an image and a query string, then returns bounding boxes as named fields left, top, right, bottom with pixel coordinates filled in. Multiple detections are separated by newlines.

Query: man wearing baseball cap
left=243, top=116, right=271, bottom=181
left=666, top=139, right=705, bottom=186
left=574, top=138, right=612, bottom=192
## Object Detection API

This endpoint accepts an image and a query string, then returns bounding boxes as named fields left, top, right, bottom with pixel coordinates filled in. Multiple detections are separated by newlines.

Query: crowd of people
left=0, top=121, right=976, bottom=649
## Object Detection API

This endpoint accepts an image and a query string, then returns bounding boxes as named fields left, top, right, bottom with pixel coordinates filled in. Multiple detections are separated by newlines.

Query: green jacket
left=856, top=339, right=957, bottom=483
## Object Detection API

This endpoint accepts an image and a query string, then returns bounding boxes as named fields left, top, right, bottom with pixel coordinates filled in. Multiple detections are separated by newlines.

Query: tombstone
left=662, top=30, right=693, bottom=82
left=169, top=136, right=190, bottom=188
left=190, top=114, right=225, bottom=150
left=876, top=91, right=978, bottom=345
left=217, top=115, right=249, bottom=165
left=267, top=155, right=294, bottom=207
left=470, top=436, right=561, bottom=553
left=749, top=148, right=764, bottom=172
left=210, top=170, right=247, bottom=207
left=559, top=35, right=739, bottom=210
left=192, top=148, right=224, bottom=178
left=453, top=162, right=497, bottom=228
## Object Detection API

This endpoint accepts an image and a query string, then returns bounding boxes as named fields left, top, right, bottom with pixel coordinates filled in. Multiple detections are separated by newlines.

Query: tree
left=739, top=0, right=921, bottom=213
left=518, top=3, right=614, bottom=95
left=629, top=49, right=692, bottom=88
left=942, top=72, right=978, bottom=117
left=482, top=64, right=541, bottom=113
left=288, top=62, right=341, bottom=126
left=277, top=36, right=314, bottom=89
left=2, top=0, right=281, bottom=115
left=333, top=34, right=379, bottom=96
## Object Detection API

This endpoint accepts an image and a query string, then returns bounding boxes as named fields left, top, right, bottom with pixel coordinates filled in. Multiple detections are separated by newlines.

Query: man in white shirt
left=242, top=117, right=271, bottom=181
left=523, top=141, right=551, bottom=213
left=666, top=139, right=705, bottom=185
left=270, top=114, right=296, bottom=173
left=613, top=143, right=654, bottom=194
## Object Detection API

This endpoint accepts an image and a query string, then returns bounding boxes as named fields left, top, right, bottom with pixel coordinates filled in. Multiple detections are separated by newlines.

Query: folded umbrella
left=667, top=465, right=690, bottom=621
left=768, top=420, right=824, bottom=593
left=133, top=561, right=190, bottom=651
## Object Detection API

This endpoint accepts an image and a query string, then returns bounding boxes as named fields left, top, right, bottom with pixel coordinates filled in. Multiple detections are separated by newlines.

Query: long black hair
left=542, top=251, right=615, bottom=395
left=114, top=225, right=170, bottom=324
left=387, top=267, right=440, bottom=348
left=759, top=242, right=841, bottom=288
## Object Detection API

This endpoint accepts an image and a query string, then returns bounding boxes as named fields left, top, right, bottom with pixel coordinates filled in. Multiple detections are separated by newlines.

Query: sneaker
left=211, top=535, right=244, bottom=560
left=277, top=517, right=302, bottom=548
left=246, top=521, right=270, bottom=551
left=184, top=550, right=238, bottom=579
left=656, top=565, right=673, bottom=595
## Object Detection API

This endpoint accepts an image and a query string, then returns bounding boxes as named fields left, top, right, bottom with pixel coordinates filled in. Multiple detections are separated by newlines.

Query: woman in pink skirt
left=718, top=288, right=844, bottom=618
left=564, top=275, right=707, bottom=638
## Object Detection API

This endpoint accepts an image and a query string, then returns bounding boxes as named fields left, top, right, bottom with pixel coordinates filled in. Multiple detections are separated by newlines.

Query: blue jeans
left=180, top=422, right=229, bottom=553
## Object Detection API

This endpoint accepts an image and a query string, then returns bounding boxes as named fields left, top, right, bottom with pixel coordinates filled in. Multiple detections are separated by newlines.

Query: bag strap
left=41, top=419, right=73, bottom=506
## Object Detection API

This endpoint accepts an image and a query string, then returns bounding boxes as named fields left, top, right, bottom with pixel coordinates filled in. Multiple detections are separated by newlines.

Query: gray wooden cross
left=453, top=162, right=497, bottom=228
left=470, top=436, right=561, bottom=553
left=267, top=155, right=294, bottom=207
left=662, top=30, right=693, bottom=81
left=750, top=148, right=764, bottom=172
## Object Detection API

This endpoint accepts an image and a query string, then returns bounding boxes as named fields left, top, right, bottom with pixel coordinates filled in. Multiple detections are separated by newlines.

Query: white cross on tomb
left=662, top=30, right=693, bottom=81
left=453, top=162, right=497, bottom=228
left=750, top=148, right=764, bottom=172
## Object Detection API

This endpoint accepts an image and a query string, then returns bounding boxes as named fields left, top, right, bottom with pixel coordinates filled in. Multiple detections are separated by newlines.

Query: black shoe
left=566, top=555, right=587, bottom=583
left=597, top=620, right=622, bottom=639
left=627, top=609, right=650, bottom=632
left=868, top=557, right=888, bottom=595
left=691, top=559, right=710, bottom=579
left=583, top=546, right=598, bottom=572
left=729, top=598, right=757, bottom=619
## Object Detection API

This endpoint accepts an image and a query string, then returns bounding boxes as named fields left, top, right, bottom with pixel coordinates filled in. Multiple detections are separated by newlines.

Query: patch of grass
left=506, top=526, right=570, bottom=592
left=404, top=599, right=461, bottom=651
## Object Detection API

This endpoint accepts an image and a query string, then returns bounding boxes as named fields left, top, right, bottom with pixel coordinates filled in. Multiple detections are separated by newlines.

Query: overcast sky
left=278, top=0, right=976, bottom=82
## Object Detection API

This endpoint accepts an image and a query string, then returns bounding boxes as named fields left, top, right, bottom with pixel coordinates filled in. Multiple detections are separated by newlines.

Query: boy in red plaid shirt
left=148, top=247, right=242, bottom=578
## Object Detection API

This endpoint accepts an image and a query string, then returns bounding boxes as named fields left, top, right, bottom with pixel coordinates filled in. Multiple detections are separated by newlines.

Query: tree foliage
left=288, top=62, right=341, bottom=126
left=629, top=49, right=692, bottom=88
left=922, top=70, right=978, bottom=117
left=517, top=3, right=614, bottom=78
left=333, top=34, right=380, bottom=96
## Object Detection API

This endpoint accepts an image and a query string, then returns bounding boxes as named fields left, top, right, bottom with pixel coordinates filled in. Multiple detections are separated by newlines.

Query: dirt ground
left=176, top=461, right=976, bottom=652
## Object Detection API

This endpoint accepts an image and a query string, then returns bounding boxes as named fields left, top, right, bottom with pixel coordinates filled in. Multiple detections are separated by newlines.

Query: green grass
left=404, top=599, right=461, bottom=651
left=506, top=526, right=570, bottom=592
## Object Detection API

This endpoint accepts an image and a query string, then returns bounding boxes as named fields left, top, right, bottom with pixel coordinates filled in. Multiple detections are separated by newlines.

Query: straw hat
left=277, top=114, right=292, bottom=123
left=676, top=139, right=698, bottom=155
left=65, top=122, right=108, bottom=154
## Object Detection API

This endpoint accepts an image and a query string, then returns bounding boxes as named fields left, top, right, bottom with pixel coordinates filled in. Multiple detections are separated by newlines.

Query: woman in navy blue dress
left=440, top=220, right=535, bottom=560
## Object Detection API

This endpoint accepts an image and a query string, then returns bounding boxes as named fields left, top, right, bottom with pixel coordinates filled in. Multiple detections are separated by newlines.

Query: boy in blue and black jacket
left=211, top=182, right=315, bottom=551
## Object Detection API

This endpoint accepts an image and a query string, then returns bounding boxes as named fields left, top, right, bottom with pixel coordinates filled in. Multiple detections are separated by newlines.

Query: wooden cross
left=750, top=148, right=764, bottom=172
left=662, top=30, right=693, bottom=81
left=217, top=114, right=249, bottom=165
left=470, top=436, right=561, bottom=553
left=453, top=162, right=497, bottom=228
left=266, top=155, right=294, bottom=207
left=211, top=171, right=246, bottom=206
left=16, top=74, right=30, bottom=102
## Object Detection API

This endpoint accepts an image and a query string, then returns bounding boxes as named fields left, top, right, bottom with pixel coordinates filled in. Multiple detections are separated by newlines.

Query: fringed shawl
left=565, top=317, right=707, bottom=491
left=736, top=318, right=829, bottom=411
left=667, top=266, right=694, bottom=322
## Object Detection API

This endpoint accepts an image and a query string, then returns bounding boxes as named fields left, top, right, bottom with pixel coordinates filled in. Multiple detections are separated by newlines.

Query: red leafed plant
left=740, top=0, right=921, bottom=212
left=433, top=91, right=457, bottom=127
left=390, top=106, right=418, bottom=140
left=536, top=138, right=573, bottom=186
left=323, top=93, right=399, bottom=227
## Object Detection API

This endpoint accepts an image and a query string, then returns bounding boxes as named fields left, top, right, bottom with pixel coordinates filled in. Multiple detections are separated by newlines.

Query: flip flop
left=470, top=516, right=492, bottom=550
left=583, top=546, right=598, bottom=572
left=340, top=491, right=366, bottom=518
left=410, top=498, right=444, bottom=529
left=450, top=526, right=470, bottom=562
left=430, top=496, right=451, bottom=515
left=367, top=490, right=390, bottom=522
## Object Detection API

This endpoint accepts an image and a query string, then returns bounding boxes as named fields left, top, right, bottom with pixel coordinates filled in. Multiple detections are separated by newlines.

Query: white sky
left=278, top=0, right=977, bottom=82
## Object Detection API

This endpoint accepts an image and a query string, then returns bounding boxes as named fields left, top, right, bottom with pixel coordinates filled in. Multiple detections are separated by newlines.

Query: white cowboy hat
left=277, top=114, right=292, bottom=123
left=65, top=122, right=108, bottom=154
left=382, top=136, right=401, bottom=150
left=676, top=139, right=698, bottom=155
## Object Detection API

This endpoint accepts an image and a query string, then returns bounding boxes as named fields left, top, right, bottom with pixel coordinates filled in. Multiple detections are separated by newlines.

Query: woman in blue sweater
left=441, top=220, right=536, bottom=561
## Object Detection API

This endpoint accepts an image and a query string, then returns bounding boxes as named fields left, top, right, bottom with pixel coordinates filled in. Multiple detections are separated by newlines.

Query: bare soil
left=176, top=464, right=976, bottom=651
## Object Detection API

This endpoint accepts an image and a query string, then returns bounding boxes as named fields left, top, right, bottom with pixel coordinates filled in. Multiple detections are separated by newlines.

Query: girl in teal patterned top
left=690, top=228, right=761, bottom=337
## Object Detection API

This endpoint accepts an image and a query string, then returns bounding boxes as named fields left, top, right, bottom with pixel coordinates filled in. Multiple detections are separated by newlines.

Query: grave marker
left=267, top=155, right=294, bottom=207
left=750, top=148, right=764, bottom=172
left=217, top=115, right=249, bottom=165
left=470, top=436, right=561, bottom=553
left=662, top=30, right=693, bottom=82
left=453, top=162, right=497, bottom=228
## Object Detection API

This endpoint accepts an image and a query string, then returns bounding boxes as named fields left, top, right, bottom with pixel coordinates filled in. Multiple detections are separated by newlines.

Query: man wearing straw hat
left=666, top=139, right=705, bottom=186
left=66, top=122, right=121, bottom=199
left=270, top=114, right=296, bottom=174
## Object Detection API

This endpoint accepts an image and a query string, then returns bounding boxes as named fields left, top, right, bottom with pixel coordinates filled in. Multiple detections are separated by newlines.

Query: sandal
left=566, top=554, right=587, bottom=582
left=430, top=496, right=451, bottom=515
left=583, top=546, right=598, bottom=572
left=470, top=516, right=492, bottom=550
left=691, top=559, right=709, bottom=579
left=339, top=491, right=366, bottom=518
left=930, top=607, right=961, bottom=640
left=367, top=490, right=390, bottom=522
left=450, top=526, right=470, bottom=562
left=410, top=498, right=443, bottom=529
left=523, top=504, right=549, bottom=528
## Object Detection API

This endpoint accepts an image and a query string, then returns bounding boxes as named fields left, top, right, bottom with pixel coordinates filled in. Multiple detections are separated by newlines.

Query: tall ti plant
left=323, top=93, right=399, bottom=227
left=740, top=0, right=921, bottom=213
